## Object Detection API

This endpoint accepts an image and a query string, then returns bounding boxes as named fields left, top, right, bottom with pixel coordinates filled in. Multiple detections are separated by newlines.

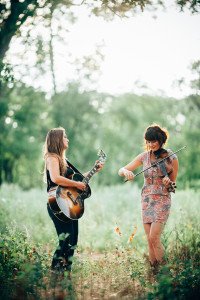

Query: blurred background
left=0, top=1, right=200, bottom=299
left=0, top=0, right=200, bottom=191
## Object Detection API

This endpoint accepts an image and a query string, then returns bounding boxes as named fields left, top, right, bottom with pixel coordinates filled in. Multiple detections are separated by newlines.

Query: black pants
left=47, top=204, right=78, bottom=272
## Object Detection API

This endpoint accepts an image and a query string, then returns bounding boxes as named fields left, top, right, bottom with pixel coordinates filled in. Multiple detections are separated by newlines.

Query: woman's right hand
left=162, top=176, right=171, bottom=187
left=123, top=168, right=135, bottom=181
left=75, top=181, right=86, bottom=191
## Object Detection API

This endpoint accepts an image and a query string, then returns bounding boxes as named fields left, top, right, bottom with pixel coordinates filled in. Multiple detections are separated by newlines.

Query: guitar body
left=48, top=173, right=91, bottom=221
left=48, top=150, right=106, bottom=222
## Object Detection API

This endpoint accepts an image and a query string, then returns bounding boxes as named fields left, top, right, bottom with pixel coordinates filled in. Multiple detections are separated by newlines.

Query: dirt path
left=70, top=251, right=151, bottom=300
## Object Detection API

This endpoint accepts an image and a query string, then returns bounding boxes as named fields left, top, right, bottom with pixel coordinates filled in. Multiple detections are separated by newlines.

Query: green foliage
left=1, top=0, right=199, bottom=68
left=0, top=226, right=47, bottom=299
left=1, top=0, right=200, bottom=190
left=148, top=221, right=200, bottom=300
left=0, top=62, right=14, bottom=85
left=1, top=80, right=200, bottom=189
left=50, top=83, right=101, bottom=172
left=175, top=97, right=200, bottom=189
left=0, top=83, right=50, bottom=188
left=0, top=185, right=199, bottom=299
left=190, top=60, right=200, bottom=92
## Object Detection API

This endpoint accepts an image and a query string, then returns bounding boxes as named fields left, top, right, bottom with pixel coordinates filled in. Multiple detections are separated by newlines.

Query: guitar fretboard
left=83, top=165, right=99, bottom=184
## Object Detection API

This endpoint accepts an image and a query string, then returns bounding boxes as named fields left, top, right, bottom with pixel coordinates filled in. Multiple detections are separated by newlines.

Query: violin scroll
left=167, top=181, right=176, bottom=193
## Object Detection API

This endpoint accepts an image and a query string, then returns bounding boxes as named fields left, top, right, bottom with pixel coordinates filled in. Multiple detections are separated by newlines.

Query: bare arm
left=162, top=158, right=179, bottom=187
left=47, top=156, right=86, bottom=190
left=169, top=159, right=179, bottom=182
left=118, top=155, right=142, bottom=181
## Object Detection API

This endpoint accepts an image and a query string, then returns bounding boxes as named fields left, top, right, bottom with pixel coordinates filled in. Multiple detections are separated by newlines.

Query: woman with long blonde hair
left=44, top=127, right=103, bottom=274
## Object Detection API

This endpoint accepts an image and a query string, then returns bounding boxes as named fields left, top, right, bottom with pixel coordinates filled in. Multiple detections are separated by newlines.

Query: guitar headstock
left=97, top=149, right=107, bottom=163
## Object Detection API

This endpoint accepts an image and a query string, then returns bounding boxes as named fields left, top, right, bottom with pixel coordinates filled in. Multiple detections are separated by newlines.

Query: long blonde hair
left=43, top=127, right=67, bottom=181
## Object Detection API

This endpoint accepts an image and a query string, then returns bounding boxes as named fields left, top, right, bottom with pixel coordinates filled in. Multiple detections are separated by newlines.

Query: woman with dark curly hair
left=118, top=124, right=179, bottom=268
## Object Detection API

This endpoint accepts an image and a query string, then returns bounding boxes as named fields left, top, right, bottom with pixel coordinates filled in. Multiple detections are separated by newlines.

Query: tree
left=50, top=83, right=101, bottom=169
left=0, top=0, right=199, bottom=67
left=190, top=60, right=200, bottom=95
left=0, top=82, right=50, bottom=187
left=0, top=0, right=39, bottom=63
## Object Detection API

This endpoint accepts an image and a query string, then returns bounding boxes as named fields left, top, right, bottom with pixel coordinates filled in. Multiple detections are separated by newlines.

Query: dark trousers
left=47, top=204, right=78, bottom=271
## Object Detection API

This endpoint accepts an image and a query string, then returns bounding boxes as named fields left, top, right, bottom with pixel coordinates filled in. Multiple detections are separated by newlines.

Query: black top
left=46, top=160, right=82, bottom=192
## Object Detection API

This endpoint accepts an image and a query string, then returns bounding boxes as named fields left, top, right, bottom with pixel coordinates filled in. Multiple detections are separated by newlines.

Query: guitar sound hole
left=67, top=191, right=77, bottom=205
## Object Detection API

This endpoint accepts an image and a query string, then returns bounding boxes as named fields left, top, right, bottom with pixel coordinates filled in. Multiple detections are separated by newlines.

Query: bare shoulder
left=46, top=155, right=59, bottom=169
left=167, top=149, right=178, bottom=161
left=124, top=152, right=145, bottom=170
left=136, top=151, right=147, bottom=163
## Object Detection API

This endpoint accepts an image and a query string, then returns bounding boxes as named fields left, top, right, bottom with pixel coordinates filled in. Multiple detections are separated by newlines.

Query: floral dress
left=138, top=149, right=177, bottom=224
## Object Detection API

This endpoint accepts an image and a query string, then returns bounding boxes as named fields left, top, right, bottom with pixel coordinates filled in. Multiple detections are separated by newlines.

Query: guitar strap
left=66, top=159, right=92, bottom=196
left=66, top=160, right=83, bottom=176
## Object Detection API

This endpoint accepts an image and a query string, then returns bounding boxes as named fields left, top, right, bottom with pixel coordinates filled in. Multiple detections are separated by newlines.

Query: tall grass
left=0, top=183, right=199, bottom=299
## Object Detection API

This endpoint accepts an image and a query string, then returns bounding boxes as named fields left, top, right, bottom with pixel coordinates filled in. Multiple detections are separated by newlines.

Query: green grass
left=0, top=183, right=200, bottom=299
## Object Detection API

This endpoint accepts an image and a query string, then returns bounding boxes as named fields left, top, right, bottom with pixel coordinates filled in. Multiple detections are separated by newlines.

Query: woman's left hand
left=162, top=176, right=171, bottom=187
left=95, top=161, right=104, bottom=172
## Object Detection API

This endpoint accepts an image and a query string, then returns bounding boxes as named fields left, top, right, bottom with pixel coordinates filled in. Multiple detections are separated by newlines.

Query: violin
left=153, top=148, right=177, bottom=193
left=124, top=146, right=186, bottom=188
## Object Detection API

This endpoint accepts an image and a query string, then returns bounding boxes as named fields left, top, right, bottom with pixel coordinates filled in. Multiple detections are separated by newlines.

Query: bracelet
left=119, top=167, right=126, bottom=176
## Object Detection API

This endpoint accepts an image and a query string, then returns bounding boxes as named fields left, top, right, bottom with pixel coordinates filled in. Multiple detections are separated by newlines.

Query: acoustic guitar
left=48, top=150, right=107, bottom=221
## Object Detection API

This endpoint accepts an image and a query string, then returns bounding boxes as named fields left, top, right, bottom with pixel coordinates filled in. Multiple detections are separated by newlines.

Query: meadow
left=0, top=183, right=199, bottom=299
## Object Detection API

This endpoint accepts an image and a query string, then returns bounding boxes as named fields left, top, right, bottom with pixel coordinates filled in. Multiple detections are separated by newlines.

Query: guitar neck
left=83, top=165, right=99, bottom=184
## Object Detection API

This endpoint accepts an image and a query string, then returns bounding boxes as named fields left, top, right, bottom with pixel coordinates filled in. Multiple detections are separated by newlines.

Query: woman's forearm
left=51, top=175, right=78, bottom=187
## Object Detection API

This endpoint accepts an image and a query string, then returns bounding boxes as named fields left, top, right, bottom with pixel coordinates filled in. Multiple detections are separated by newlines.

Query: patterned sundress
left=138, top=149, right=177, bottom=224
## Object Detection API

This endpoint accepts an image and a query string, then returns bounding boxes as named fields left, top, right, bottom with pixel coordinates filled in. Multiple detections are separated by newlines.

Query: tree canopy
left=0, top=1, right=199, bottom=190
left=1, top=80, right=199, bottom=189
left=0, top=0, right=199, bottom=64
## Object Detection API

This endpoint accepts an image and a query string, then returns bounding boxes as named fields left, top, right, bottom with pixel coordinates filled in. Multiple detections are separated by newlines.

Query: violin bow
left=124, top=145, right=187, bottom=183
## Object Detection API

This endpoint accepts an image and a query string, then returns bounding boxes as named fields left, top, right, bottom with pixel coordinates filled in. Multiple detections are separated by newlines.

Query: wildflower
left=114, top=224, right=122, bottom=236
left=128, top=226, right=137, bottom=243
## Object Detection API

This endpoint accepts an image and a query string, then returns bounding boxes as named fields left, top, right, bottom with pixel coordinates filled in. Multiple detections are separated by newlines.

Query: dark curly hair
left=144, top=124, right=169, bottom=150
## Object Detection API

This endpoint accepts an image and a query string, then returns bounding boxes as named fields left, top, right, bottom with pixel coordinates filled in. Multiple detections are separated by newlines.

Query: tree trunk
left=0, top=0, right=38, bottom=65
left=0, top=157, right=2, bottom=185
left=3, top=159, right=14, bottom=183
left=49, top=5, right=57, bottom=95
